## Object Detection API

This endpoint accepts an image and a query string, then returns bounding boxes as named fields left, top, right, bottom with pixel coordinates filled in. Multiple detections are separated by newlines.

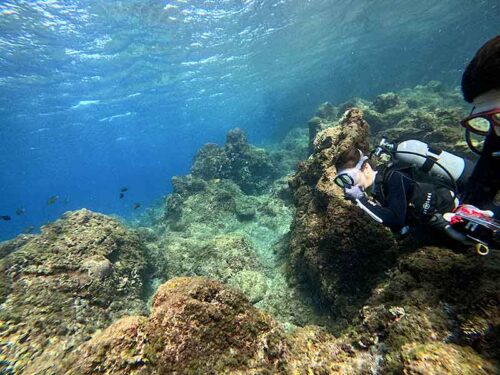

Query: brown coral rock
left=289, top=108, right=398, bottom=322
left=63, top=277, right=377, bottom=375
left=401, top=342, right=497, bottom=375
left=191, top=128, right=278, bottom=194
left=63, top=277, right=291, bottom=374
left=0, top=209, right=147, bottom=374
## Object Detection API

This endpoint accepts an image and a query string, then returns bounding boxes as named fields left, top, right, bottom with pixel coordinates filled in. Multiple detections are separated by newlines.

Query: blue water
left=0, top=0, right=499, bottom=240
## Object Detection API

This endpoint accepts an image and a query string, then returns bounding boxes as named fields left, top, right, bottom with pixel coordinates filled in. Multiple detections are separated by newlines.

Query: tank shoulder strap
left=374, top=161, right=414, bottom=204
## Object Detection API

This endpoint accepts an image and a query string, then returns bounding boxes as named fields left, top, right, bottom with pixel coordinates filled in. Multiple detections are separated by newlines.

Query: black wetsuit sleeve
left=355, top=171, right=410, bottom=230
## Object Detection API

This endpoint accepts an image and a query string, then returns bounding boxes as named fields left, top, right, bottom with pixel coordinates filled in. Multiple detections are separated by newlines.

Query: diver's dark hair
left=335, top=148, right=363, bottom=171
left=462, top=35, right=500, bottom=103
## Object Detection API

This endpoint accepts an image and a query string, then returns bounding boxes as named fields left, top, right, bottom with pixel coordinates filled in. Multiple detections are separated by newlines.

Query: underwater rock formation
left=0, top=209, right=148, bottom=374
left=289, top=108, right=399, bottom=324
left=62, top=277, right=289, bottom=374
left=191, top=128, right=279, bottom=194
left=61, top=277, right=381, bottom=374
left=316, top=81, right=470, bottom=157
left=157, top=171, right=330, bottom=328
left=341, top=246, right=500, bottom=373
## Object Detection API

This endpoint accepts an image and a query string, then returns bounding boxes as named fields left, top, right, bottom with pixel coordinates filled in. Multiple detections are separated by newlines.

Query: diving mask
left=333, top=150, right=369, bottom=188
left=461, top=108, right=500, bottom=136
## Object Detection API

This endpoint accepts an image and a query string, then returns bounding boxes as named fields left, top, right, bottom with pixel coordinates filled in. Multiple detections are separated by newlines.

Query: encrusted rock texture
left=191, top=127, right=280, bottom=194
left=60, top=277, right=380, bottom=374
left=312, top=80, right=471, bottom=157
left=0, top=209, right=148, bottom=374
left=289, top=107, right=400, bottom=323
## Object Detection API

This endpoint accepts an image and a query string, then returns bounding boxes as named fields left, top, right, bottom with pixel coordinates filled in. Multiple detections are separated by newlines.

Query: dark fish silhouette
left=133, top=202, right=141, bottom=210
left=16, top=208, right=25, bottom=216
left=119, top=192, right=125, bottom=199
left=47, top=195, right=59, bottom=205
left=120, top=187, right=128, bottom=193
left=23, top=225, right=35, bottom=234
left=0, top=215, right=11, bottom=221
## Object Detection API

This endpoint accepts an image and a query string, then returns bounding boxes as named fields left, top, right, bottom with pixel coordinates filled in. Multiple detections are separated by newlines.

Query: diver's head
left=461, top=35, right=500, bottom=138
left=462, top=35, right=500, bottom=104
left=334, top=148, right=375, bottom=190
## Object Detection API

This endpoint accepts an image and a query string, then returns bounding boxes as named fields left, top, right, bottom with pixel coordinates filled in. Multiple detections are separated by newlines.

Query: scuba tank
left=373, top=138, right=468, bottom=186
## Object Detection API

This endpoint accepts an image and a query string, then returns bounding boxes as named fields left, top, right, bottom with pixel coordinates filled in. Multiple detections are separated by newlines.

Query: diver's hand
left=344, top=185, right=364, bottom=200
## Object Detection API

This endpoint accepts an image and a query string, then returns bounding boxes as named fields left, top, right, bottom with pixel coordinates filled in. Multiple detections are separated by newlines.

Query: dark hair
left=462, top=35, right=500, bottom=103
left=335, top=148, right=362, bottom=171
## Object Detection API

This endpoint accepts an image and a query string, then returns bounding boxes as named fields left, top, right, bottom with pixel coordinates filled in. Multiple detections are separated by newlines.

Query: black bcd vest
left=373, top=161, right=457, bottom=224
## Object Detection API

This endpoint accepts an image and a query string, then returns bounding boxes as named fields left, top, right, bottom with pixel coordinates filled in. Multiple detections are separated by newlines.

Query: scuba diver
left=333, top=141, right=498, bottom=254
left=334, top=141, right=466, bottom=232
left=460, top=34, right=500, bottom=217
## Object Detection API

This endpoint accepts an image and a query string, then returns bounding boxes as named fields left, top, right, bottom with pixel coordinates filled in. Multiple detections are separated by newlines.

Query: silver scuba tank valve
left=394, top=140, right=465, bottom=182
left=373, top=137, right=395, bottom=157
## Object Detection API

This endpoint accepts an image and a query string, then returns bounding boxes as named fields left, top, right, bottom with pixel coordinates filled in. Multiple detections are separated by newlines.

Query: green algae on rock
left=316, top=81, right=471, bottom=157
left=0, top=209, right=149, bottom=374
left=191, top=128, right=279, bottom=194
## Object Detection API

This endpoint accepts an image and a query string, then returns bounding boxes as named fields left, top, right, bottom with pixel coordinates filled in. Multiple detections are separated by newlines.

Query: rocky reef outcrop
left=311, top=81, right=471, bottom=157
left=0, top=209, right=148, bottom=374
left=149, top=161, right=330, bottom=328
left=61, top=275, right=498, bottom=374
left=289, top=108, right=399, bottom=324
left=61, top=277, right=382, bottom=374
left=347, top=246, right=500, bottom=373
left=191, top=128, right=279, bottom=194
left=1, top=82, right=498, bottom=374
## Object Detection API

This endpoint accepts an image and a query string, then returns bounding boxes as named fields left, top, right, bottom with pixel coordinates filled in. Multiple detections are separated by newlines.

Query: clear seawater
left=0, top=0, right=498, bottom=241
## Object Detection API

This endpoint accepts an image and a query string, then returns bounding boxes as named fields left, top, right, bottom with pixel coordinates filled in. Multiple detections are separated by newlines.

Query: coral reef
left=1, top=82, right=498, bottom=374
left=289, top=108, right=399, bottom=324
left=61, top=277, right=381, bottom=374
left=343, top=246, right=500, bottom=373
left=64, top=276, right=495, bottom=374
left=154, top=170, right=332, bottom=328
left=286, top=83, right=499, bottom=372
left=61, top=277, right=290, bottom=374
left=0, top=209, right=148, bottom=374
left=191, top=128, right=279, bottom=194
left=315, top=81, right=471, bottom=157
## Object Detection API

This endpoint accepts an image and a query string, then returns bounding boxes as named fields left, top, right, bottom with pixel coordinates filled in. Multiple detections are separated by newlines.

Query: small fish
left=16, top=208, right=25, bottom=216
left=120, top=187, right=128, bottom=193
left=0, top=215, right=11, bottom=221
left=62, top=198, right=70, bottom=205
left=22, top=225, right=35, bottom=234
left=133, top=202, right=141, bottom=210
left=47, top=195, right=59, bottom=205
left=119, top=192, right=125, bottom=199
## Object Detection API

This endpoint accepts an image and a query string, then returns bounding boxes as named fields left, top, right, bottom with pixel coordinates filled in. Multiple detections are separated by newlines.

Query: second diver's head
left=461, top=35, right=500, bottom=138
left=334, top=148, right=376, bottom=190
left=462, top=35, right=500, bottom=105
